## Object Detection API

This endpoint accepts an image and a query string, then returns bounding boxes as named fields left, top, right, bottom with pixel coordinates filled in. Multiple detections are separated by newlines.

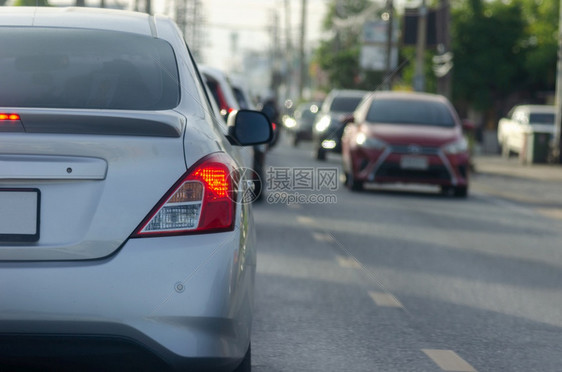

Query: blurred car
left=313, top=89, right=370, bottom=160
left=497, top=104, right=556, bottom=159
left=341, top=91, right=471, bottom=197
left=285, top=101, right=322, bottom=147
left=200, top=65, right=268, bottom=200
left=0, top=7, right=273, bottom=371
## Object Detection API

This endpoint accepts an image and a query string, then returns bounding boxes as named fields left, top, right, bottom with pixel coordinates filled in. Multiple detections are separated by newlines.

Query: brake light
left=272, top=122, right=277, bottom=131
left=132, top=153, right=238, bottom=237
left=0, top=113, right=20, bottom=121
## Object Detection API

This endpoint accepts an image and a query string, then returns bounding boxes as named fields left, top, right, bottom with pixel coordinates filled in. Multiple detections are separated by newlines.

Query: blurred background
left=3, top=0, right=560, bottom=159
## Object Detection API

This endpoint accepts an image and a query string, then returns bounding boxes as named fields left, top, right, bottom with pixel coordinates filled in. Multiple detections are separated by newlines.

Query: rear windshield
left=233, top=87, right=250, bottom=109
left=367, top=99, right=455, bottom=127
left=0, top=28, right=180, bottom=110
left=329, top=96, right=364, bottom=113
left=529, top=113, right=555, bottom=125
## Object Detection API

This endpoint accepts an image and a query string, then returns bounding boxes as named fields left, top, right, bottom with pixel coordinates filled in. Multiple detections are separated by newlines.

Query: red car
left=342, top=91, right=471, bottom=197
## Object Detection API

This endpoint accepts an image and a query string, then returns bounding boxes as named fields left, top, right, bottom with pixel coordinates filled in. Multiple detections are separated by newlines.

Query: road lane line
left=336, top=255, right=362, bottom=269
left=422, top=349, right=476, bottom=372
left=312, top=232, right=334, bottom=242
left=296, top=216, right=315, bottom=225
left=536, top=208, right=562, bottom=220
left=368, top=291, right=403, bottom=308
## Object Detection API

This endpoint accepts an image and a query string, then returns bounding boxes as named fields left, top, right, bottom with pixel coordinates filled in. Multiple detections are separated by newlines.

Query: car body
left=0, top=7, right=272, bottom=371
left=497, top=104, right=556, bottom=158
left=284, top=101, right=322, bottom=147
left=200, top=65, right=267, bottom=200
left=312, top=89, right=370, bottom=160
left=341, top=91, right=470, bottom=197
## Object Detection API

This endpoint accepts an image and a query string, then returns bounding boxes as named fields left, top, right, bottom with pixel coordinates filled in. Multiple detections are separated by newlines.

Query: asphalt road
left=250, top=133, right=562, bottom=372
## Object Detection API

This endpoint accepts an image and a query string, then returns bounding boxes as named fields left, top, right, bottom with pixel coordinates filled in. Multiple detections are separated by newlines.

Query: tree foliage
left=451, top=0, right=527, bottom=111
left=314, top=0, right=384, bottom=91
left=451, top=0, right=558, bottom=115
left=314, top=0, right=559, bottom=115
left=12, top=0, right=50, bottom=5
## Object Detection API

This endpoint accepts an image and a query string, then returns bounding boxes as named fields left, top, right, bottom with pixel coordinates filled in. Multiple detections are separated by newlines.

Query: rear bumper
left=351, top=147, right=469, bottom=187
left=0, top=230, right=256, bottom=370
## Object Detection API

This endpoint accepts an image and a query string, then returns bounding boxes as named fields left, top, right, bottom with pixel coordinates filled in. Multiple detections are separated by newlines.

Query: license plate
left=400, top=156, right=429, bottom=170
left=0, top=189, right=40, bottom=242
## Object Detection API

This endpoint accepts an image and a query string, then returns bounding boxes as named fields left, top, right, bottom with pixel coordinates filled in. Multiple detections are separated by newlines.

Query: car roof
left=0, top=7, right=157, bottom=36
left=515, top=104, right=556, bottom=113
left=368, top=90, right=450, bottom=104
left=329, top=89, right=370, bottom=98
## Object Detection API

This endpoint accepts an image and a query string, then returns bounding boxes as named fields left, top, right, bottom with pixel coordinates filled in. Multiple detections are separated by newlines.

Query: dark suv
left=312, top=89, right=369, bottom=160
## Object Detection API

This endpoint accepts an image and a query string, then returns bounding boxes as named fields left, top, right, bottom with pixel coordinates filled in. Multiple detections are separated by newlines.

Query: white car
left=497, top=104, right=556, bottom=157
left=0, top=7, right=272, bottom=371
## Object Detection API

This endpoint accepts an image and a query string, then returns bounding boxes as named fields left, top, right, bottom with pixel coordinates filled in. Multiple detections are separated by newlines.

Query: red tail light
left=272, top=122, right=277, bottom=131
left=0, top=113, right=20, bottom=121
left=132, top=153, right=238, bottom=237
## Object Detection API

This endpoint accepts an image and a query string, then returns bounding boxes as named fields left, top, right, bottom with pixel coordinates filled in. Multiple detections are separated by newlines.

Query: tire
left=453, top=186, right=468, bottom=198
left=233, top=344, right=251, bottom=372
left=316, top=147, right=326, bottom=161
left=345, top=172, right=363, bottom=192
left=440, top=185, right=452, bottom=195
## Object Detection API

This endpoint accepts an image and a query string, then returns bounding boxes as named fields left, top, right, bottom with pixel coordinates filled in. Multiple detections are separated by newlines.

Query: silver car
left=0, top=7, right=272, bottom=371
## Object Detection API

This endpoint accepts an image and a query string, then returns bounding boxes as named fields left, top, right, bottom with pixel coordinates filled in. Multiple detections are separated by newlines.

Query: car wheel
left=453, top=186, right=468, bottom=198
left=316, top=147, right=326, bottom=161
left=346, top=172, right=363, bottom=192
left=233, top=344, right=251, bottom=372
left=440, top=185, right=451, bottom=195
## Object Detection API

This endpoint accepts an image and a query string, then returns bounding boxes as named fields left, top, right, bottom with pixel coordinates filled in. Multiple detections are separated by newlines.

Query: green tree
left=313, top=0, right=385, bottom=91
left=518, top=0, right=559, bottom=94
left=12, top=0, right=49, bottom=5
left=451, top=0, right=527, bottom=113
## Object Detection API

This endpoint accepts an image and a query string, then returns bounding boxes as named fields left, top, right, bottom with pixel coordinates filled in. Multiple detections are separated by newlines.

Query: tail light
left=132, top=153, right=238, bottom=237
left=0, top=113, right=21, bottom=121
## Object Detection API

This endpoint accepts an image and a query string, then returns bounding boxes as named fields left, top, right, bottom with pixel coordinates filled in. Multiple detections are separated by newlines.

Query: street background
left=250, top=134, right=562, bottom=371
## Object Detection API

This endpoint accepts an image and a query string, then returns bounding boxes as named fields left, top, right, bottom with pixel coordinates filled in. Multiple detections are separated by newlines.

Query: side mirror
left=462, top=119, right=475, bottom=132
left=227, top=109, right=273, bottom=146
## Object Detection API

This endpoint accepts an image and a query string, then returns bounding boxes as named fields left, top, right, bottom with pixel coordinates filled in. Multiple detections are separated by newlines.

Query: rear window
left=529, top=113, right=555, bottom=125
left=232, top=87, right=250, bottom=109
left=367, top=98, right=455, bottom=127
left=0, top=28, right=180, bottom=110
left=329, top=96, right=364, bottom=113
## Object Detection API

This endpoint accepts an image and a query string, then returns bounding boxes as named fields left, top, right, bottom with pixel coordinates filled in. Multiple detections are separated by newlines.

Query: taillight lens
left=0, top=113, right=20, bottom=121
left=132, top=153, right=238, bottom=237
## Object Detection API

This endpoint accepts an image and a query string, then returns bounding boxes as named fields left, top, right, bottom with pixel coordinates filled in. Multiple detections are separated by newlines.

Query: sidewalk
left=473, top=155, right=562, bottom=183
left=471, top=155, right=562, bottom=219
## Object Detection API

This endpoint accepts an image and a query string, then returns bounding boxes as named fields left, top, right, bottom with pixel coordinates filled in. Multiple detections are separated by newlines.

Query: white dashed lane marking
left=336, top=255, right=362, bottom=269
left=422, top=349, right=477, bottom=372
left=368, top=291, right=404, bottom=308
left=312, top=232, right=334, bottom=242
left=296, top=216, right=314, bottom=225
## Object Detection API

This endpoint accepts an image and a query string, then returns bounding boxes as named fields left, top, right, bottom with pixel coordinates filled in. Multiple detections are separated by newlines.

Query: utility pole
left=554, top=0, right=562, bottom=163
left=384, top=0, right=394, bottom=89
left=414, top=0, right=427, bottom=92
left=436, top=0, right=451, bottom=99
left=284, top=0, right=293, bottom=101
left=298, top=0, right=307, bottom=100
